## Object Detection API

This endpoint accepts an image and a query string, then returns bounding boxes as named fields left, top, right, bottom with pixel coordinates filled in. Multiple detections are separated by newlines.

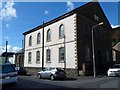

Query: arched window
left=37, top=33, right=41, bottom=44
left=47, top=29, right=51, bottom=42
left=59, top=24, right=64, bottom=38
left=28, top=52, right=32, bottom=64
left=36, top=51, right=40, bottom=64
left=29, top=36, right=32, bottom=46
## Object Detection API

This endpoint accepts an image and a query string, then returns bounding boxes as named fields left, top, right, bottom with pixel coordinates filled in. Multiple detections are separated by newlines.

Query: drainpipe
left=42, top=22, right=45, bottom=70
left=64, top=35, right=66, bottom=70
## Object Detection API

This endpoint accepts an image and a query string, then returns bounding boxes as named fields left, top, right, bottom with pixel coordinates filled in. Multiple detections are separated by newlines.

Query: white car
left=0, top=63, right=17, bottom=85
left=37, top=67, right=66, bottom=80
left=107, top=64, right=120, bottom=77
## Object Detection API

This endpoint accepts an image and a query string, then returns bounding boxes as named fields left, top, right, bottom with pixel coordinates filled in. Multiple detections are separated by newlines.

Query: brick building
left=15, top=48, right=24, bottom=67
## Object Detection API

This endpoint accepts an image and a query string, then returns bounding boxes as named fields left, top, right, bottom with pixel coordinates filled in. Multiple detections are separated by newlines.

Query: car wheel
left=37, top=74, right=41, bottom=79
left=50, top=75, right=54, bottom=80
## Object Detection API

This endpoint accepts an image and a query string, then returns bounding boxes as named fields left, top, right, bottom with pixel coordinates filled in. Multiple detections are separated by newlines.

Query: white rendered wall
left=24, top=13, right=77, bottom=69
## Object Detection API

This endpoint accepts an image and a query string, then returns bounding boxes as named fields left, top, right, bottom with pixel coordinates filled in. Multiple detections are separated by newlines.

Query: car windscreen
left=112, top=64, right=120, bottom=68
left=2, top=64, right=16, bottom=73
left=56, top=68, right=65, bottom=72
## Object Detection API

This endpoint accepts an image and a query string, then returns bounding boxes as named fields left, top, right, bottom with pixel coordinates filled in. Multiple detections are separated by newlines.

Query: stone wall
left=25, top=67, right=78, bottom=76
left=65, top=68, right=78, bottom=76
left=25, top=67, right=41, bottom=75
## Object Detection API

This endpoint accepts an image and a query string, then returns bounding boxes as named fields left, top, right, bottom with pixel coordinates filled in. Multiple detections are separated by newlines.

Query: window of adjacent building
left=36, top=51, right=40, bottom=64
left=37, top=33, right=41, bottom=44
left=100, top=29, right=103, bottom=41
left=29, top=36, right=32, bottom=46
left=83, top=22, right=90, bottom=37
left=86, top=47, right=90, bottom=61
left=106, top=51, right=110, bottom=62
left=94, top=14, right=99, bottom=21
left=113, top=51, right=116, bottom=61
left=59, top=47, right=65, bottom=62
left=28, top=52, right=32, bottom=64
left=46, top=49, right=51, bottom=63
left=59, top=24, right=64, bottom=38
left=47, top=29, right=51, bottom=42
left=83, top=23, right=88, bottom=35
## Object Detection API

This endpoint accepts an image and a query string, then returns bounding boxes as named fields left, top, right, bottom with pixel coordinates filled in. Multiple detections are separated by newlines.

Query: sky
left=0, top=0, right=120, bottom=54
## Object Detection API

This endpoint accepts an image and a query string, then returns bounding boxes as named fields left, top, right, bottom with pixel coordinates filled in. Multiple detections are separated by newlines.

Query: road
left=2, top=75, right=120, bottom=90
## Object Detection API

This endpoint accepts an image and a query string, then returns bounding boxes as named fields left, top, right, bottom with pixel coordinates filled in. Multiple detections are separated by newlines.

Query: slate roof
left=112, top=42, right=120, bottom=52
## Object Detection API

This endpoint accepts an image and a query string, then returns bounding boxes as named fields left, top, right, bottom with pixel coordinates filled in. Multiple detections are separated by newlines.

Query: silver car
left=37, top=67, right=66, bottom=80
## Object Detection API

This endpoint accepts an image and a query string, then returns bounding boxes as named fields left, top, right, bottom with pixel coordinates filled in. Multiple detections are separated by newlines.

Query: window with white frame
left=47, top=29, right=51, bottom=42
left=28, top=52, right=32, bottom=64
left=37, top=33, right=41, bottom=44
left=46, top=49, right=51, bottom=62
left=29, top=36, right=32, bottom=46
left=59, top=47, right=65, bottom=62
left=36, top=51, right=40, bottom=64
left=59, top=24, right=64, bottom=38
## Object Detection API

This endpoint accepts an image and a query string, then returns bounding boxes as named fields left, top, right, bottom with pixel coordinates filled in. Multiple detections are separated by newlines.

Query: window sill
left=46, top=40, right=51, bottom=42
left=28, top=62, right=31, bottom=64
left=59, top=37, right=64, bottom=39
left=36, top=61, right=40, bottom=64
left=59, top=61, right=64, bottom=63
left=46, top=61, right=51, bottom=63
left=37, top=43, right=41, bottom=45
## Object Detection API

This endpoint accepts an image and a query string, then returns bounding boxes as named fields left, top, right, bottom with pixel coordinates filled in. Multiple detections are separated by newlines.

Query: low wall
left=25, top=67, right=78, bottom=76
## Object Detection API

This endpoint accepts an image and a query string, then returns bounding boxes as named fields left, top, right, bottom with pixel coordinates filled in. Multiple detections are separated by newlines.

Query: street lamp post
left=92, top=22, right=103, bottom=77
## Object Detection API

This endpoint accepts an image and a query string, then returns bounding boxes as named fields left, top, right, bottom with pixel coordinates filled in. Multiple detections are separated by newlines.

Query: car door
left=45, top=69, right=52, bottom=78
left=40, top=69, right=47, bottom=78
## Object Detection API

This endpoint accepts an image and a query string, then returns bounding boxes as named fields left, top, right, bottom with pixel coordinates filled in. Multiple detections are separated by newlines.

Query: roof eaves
left=113, top=26, right=120, bottom=30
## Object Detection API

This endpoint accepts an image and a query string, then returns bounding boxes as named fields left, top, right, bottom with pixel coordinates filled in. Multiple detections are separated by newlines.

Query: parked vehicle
left=0, top=63, right=17, bottom=85
left=37, top=67, right=66, bottom=80
left=107, top=64, right=120, bottom=77
left=15, top=67, right=27, bottom=75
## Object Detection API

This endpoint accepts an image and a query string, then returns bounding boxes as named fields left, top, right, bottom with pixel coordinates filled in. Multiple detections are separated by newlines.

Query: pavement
left=30, top=74, right=110, bottom=81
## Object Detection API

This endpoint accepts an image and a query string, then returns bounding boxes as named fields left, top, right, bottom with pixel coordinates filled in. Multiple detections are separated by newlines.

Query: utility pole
left=91, top=29, right=96, bottom=77
left=42, top=22, right=44, bottom=70
left=5, top=41, right=8, bottom=63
